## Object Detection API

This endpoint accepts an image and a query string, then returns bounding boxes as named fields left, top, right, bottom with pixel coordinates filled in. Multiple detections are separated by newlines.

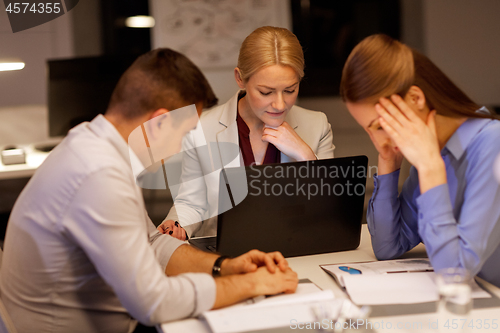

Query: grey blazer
left=165, top=91, right=335, bottom=237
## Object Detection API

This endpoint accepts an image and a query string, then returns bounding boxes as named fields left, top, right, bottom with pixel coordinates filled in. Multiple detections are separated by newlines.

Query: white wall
left=0, top=4, right=73, bottom=107
left=204, top=69, right=240, bottom=107
left=0, top=1, right=103, bottom=145
left=423, top=0, right=500, bottom=107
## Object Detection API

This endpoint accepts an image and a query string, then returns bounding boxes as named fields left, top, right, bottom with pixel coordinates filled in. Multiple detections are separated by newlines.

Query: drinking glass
left=436, top=267, right=473, bottom=333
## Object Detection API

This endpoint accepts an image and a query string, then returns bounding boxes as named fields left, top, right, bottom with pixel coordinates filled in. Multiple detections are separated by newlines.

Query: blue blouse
left=367, top=116, right=500, bottom=287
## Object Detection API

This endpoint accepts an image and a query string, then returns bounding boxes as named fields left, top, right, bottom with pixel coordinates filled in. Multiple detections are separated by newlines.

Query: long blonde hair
left=340, top=34, right=494, bottom=119
left=237, top=26, right=304, bottom=81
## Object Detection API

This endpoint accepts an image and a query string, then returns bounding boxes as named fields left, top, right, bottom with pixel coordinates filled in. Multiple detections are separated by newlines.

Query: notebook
left=189, top=156, right=368, bottom=257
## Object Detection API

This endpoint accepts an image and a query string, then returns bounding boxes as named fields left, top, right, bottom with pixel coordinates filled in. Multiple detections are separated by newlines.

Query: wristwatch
left=212, top=255, right=230, bottom=277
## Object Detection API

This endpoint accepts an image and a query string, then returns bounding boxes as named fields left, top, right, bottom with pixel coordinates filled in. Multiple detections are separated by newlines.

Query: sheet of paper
left=203, top=290, right=335, bottom=333
left=343, top=272, right=491, bottom=305
left=344, top=272, right=439, bottom=305
left=321, top=258, right=433, bottom=287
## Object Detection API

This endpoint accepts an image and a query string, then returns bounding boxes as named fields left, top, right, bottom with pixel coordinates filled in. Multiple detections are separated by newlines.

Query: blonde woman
left=340, top=34, right=500, bottom=286
left=159, top=26, right=335, bottom=240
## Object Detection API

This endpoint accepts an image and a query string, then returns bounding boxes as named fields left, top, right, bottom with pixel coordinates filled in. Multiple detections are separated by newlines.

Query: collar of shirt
left=442, top=107, right=493, bottom=160
left=88, top=114, right=146, bottom=181
left=87, top=114, right=129, bottom=162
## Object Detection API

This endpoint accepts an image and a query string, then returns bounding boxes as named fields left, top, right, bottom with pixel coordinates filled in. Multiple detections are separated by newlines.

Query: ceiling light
left=0, top=61, right=25, bottom=72
left=125, top=16, right=155, bottom=28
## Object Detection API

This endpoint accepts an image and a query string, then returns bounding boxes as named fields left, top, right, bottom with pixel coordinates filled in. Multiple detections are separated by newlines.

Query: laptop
left=189, top=155, right=368, bottom=258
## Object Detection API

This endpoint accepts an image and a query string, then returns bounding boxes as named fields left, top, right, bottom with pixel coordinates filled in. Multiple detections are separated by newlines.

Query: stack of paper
left=202, top=282, right=368, bottom=333
left=321, top=259, right=491, bottom=305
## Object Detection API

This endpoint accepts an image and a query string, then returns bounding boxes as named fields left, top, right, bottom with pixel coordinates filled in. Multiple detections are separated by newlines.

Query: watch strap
left=212, top=255, right=230, bottom=277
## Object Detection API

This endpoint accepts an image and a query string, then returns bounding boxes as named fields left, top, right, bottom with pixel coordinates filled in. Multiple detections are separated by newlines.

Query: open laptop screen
left=216, top=156, right=368, bottom=257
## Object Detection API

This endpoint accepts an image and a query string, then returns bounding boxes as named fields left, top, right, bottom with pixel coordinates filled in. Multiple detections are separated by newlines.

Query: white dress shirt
left=0, top=115, right=216, bottom=333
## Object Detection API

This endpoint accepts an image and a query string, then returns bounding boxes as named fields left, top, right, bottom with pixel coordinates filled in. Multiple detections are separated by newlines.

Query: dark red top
left=236, top=111, right=281, bottom=166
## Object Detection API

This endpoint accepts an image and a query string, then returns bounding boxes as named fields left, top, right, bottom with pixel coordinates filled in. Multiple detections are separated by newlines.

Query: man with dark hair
left=0, top=48, right=298, bottom=333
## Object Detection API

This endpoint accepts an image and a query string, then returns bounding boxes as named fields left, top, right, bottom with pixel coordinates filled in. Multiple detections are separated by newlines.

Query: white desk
left=159, top=225, right=500, bottom=333
left=0, top=141, right=61, bottom=180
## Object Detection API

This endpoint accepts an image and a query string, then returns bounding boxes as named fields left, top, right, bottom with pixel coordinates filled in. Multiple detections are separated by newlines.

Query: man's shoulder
left=47, top=123, right=128, bottom=178
left=8, top=123, right=132, bottom=234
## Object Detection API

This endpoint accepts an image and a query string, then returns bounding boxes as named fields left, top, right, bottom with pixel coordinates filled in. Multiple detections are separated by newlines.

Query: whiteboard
left=150, top=0, right=291, bottom=69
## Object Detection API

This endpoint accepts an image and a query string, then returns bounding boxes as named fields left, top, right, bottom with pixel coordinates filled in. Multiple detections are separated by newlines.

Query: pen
left=386, top=269, right=434, bottom=274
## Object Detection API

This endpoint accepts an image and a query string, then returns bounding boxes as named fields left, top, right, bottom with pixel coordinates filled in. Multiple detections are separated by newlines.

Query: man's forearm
left=165, top=244, right=257, bottom=309
left=165, top=244, right=218, bottom=276
left=166, top=246, right=300, bottom=310
left=212, top=274, right=255, bottom=309
left=213, top=266, right=298, bottom=309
